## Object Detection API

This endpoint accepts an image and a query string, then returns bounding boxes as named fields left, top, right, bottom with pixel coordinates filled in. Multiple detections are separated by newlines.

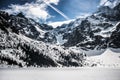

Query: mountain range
left=0, top=0, right=120, bottom=67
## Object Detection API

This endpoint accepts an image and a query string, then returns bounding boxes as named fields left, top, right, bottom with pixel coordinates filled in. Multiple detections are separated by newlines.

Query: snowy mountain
left=0, top=11, right=85, bottom=67
left=51, top=0, right=120, bottom=56
left=0, top=0, right=120, bottom=68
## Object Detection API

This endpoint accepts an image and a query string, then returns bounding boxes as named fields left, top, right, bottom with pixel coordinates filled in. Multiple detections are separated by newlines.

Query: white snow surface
left=0, top=68, right=120, bottom=80
left=86, top=49, right=120, bottom=68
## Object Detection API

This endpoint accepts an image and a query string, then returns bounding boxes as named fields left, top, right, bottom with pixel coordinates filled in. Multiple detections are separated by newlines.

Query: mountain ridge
left=0, top=0, right=120, bottom=67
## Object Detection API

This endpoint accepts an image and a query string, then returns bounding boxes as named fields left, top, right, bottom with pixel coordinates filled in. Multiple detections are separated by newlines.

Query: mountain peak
left=16, top=12, right=25, bottom=18
left=100, top=0, right=120, bottom=8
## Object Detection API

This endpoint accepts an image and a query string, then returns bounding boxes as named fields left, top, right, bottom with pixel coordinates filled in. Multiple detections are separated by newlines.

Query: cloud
left=48, top=19, right=73, bottom=28
left=6, top=3, right=49, bottom=22
left=75, top=13, right=91, bottom=18
left=4, top=0, right=60, bottom=22
left=43, top=0, right=60, bottom=5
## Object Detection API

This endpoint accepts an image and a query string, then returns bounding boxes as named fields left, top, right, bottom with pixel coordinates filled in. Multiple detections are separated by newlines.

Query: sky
left=0, top=0, right=101, bottom=23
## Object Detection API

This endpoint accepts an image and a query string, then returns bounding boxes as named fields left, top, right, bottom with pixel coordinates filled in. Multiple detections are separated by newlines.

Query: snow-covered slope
left=0, top=28, right=85, bottom=68
left=86, top=49, right=120, bottom=67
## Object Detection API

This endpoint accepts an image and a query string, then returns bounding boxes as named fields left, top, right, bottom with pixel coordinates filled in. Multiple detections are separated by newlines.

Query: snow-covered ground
left=0, top=68, right=120, bottom=80
left=86, top=49, right=120, bottom=67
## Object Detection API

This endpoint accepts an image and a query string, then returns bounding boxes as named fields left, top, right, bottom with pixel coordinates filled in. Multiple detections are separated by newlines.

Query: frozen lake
left=0, top=68, right=120, bottom=80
